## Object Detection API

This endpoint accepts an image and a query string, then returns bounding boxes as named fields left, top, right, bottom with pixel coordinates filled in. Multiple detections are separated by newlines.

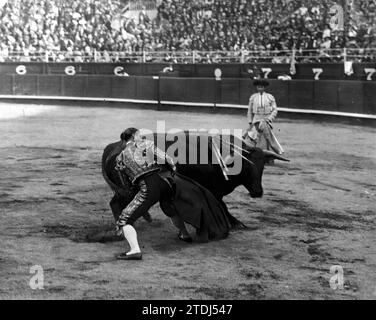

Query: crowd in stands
left=0, top=0, right=374, bottom=63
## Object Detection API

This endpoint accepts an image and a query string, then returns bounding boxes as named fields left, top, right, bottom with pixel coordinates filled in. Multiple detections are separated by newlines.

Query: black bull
left=102, top=132, right=289, bottom=227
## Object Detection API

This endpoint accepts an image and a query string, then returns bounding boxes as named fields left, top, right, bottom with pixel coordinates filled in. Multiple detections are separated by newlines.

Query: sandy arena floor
left=0, top=102, right=375, bottom=300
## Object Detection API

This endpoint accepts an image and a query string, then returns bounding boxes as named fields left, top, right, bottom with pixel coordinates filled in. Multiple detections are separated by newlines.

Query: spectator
left=0, top=0, right=374, bottom=63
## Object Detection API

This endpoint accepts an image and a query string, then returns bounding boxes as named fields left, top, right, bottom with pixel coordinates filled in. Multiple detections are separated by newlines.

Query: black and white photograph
left=0, top=0, right=375, bottom=304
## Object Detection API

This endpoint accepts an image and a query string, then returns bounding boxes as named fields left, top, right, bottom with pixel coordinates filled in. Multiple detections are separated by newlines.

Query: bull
left=102, top=131, right=289, bottom=228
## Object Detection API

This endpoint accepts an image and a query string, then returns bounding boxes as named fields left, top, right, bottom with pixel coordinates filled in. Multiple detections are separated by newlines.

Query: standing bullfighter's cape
left=160, top=172, right=231, bottom=240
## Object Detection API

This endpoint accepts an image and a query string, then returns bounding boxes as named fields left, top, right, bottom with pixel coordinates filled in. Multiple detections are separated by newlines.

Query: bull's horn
left=263, top=150, right=290, bottom=162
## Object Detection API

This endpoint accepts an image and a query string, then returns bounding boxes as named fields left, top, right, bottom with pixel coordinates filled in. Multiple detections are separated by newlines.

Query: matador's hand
left=115, top=219, right=126, bottom=236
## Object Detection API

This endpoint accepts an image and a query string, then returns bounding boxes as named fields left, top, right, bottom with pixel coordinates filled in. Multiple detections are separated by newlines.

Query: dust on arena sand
left=0, top=103, right=375, bottom=300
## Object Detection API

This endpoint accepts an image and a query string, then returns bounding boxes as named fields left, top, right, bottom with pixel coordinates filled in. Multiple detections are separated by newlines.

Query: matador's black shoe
left=116, top=252, right=142, bottom=260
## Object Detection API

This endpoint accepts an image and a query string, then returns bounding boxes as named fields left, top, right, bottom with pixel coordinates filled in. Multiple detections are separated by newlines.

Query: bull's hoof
left=116, top=252, right=142, bottom=260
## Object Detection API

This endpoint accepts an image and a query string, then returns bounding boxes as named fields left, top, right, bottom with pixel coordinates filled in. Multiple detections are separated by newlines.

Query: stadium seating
left=0, top=0, right=374, bottom=62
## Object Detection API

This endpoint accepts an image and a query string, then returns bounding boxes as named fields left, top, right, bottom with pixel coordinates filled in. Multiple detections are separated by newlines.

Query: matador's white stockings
left=121, top=225, right=141, bottom=255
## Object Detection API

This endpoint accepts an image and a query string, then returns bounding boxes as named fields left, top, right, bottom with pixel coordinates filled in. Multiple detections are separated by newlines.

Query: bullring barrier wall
left=0, top=74, right=375, bottom=119
left=1, top=62, right=375, bottom=81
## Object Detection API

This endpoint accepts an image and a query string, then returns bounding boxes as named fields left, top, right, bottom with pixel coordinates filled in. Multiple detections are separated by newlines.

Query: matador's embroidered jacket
left=116, top=139, right=175, bottom=184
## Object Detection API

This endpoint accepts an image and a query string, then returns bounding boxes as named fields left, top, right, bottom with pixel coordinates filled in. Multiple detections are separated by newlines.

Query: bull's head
left=239, top=146, right=289, bottom=198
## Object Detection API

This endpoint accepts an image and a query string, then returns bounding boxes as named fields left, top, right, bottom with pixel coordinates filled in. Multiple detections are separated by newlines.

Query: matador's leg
left=116, top=179, right=160, bottom=260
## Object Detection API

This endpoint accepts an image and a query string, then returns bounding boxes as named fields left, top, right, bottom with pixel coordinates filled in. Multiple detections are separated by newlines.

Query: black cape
left=160, top=173, right=231, bottom=241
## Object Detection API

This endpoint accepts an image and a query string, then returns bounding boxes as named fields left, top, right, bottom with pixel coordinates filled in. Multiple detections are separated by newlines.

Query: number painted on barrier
left=114, top=66, right=129, bottom=77
left=65, top=66, right=76, bottom=76
left=364, top=68, right=376, bottom=81
left=214, top=68, right=222, bottom=80
left=16, top=65, right=27, bottom=75
left=312, top=68, right=323, bottom=80
left=261, top=68, right=272, bottom=79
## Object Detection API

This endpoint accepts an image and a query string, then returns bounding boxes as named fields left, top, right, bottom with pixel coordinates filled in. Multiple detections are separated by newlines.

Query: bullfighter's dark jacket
left=116, top=139, right=175, bottom=184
